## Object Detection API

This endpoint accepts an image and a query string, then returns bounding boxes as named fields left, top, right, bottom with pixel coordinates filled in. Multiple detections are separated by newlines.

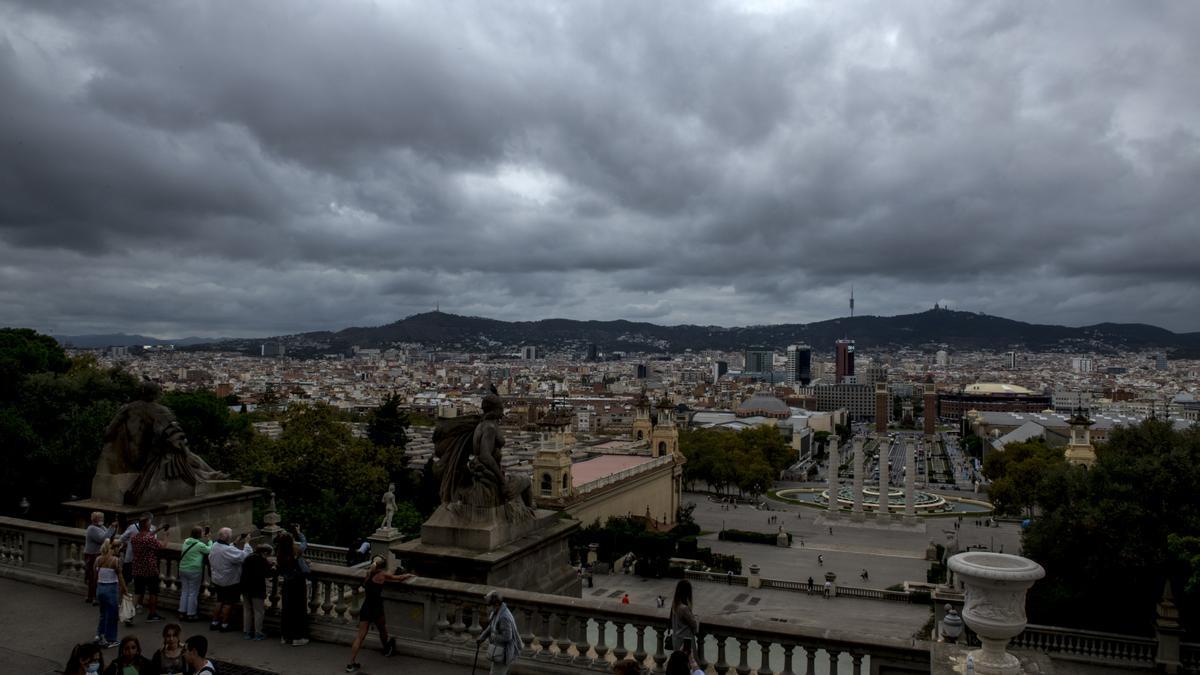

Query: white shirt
left=208, top=540, right=252, bottom=586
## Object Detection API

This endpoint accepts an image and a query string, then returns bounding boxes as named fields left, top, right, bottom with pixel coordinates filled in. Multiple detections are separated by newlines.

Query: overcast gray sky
left=2, top=1, right=1199, bottom=338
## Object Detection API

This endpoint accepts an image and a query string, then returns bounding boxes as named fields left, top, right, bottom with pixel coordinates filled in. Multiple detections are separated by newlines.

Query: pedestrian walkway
left=0, top=577, right=460, bottom=675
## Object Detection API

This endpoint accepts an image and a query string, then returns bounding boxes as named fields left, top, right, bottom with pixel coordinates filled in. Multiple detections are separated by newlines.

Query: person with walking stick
left=477, top=590, right=523, bottom=675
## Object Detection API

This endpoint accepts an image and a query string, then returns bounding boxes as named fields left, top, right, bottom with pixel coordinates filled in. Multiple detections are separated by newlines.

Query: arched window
left=636, top=430, right=644, bottom=441
left=658, top=441, right=667, bottom=455
left=540, top=473, right=552, bottom=496
left=562, top=474, right=570, bottom=491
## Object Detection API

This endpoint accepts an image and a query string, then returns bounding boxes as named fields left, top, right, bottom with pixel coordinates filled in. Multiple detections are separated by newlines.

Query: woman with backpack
left=177, top=525, right=211, bottom=622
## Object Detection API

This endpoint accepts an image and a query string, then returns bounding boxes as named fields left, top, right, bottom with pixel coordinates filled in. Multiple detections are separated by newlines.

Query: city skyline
left=3, top=2, right=1200, bottom=337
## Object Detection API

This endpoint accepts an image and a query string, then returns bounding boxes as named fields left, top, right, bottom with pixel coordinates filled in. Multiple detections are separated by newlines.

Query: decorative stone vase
left=947, top=552, right=1045, bottom=675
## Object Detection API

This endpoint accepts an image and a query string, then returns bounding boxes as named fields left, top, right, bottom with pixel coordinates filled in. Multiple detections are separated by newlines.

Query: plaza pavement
left=0, top=576, right=460, bottom=675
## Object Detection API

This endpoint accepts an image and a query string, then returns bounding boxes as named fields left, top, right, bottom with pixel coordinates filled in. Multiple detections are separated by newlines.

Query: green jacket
left=179, top=537, right=212, bottom=573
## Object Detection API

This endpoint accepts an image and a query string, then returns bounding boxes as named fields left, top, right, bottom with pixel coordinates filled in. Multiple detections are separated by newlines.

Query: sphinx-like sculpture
left=95, top=381, right=227, bottom=505
left=431, top=387, right=533, bottom=516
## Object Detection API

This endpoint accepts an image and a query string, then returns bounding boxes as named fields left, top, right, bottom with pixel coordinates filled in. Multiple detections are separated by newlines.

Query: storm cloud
left=2, top=0, right=1199, bottom=337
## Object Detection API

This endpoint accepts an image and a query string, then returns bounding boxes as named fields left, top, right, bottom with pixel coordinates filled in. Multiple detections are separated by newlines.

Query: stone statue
left=381, top=483, right=397, bottom=530
left=95, top=381, right=227, bottom=505
left=432, top=386, right=533, bottom=514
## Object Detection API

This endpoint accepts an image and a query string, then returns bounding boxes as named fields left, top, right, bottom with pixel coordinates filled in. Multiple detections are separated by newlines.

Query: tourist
left=669, top=579, right=699, bottom=651
left=208, top=527, right=252, bottom=632
left=806, top=577, right=814, bottom=592
left=149, top=623, right=186, bottom=675
left=817, top=554, right=823, bottom=566
left=345, top=556, right=414, bottom=672
left=476, top=590, right=524, bottom=675
left=178, top=525, right=212, bottom=621
left=861, top=569, right=869, bottom=582
left=183, top=635, right=217, bottom=675
left=84, top=512, right=117, bottom=605
left=828, top=526, right=833, bottom=535
left=93, top=539, right=124, bottom=648
left=276, top=531, right=311, bottom=646
left=666, top=649, right=704, bottom=675
left=102, top=636, right=151, bottom=675
left=130, top=514, right=170, bottom=623
left=622, top=593, right=630, bottom=604
left=656, top=594, right=665, bottom=608
left=823, top=580, right=832, bottom=598
left=725, top=570, right=732, bottom=585
left=64, top=643, right=105, bottom=675
left=241, top=543, right=274, bottom=641
left=119, top=513, right=155, bottom=584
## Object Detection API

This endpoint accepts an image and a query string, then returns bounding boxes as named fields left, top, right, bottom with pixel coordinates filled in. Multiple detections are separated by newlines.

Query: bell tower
left=651, top=397, right=679, bottom=458
left=1064, top=408, right=1097, bottom=468
left=631, top=392, right=653, bottom=444
left=533, top=411, right=574, bottom=501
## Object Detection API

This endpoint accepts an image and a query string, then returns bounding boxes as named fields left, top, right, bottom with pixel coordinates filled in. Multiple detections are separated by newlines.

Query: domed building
left=735, top=393, right=791, bottom=419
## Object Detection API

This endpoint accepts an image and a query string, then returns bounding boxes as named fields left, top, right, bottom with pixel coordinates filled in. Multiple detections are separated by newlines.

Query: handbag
left=119, top=592, right=137, bottom=622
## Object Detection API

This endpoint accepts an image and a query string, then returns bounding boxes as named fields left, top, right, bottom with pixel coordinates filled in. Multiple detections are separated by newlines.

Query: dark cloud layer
left=2, top=0, right=1199, bottom=337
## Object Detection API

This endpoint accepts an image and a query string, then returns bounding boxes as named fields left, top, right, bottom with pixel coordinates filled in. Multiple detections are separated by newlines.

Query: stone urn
left=947, top=552, right=1045, bottom=675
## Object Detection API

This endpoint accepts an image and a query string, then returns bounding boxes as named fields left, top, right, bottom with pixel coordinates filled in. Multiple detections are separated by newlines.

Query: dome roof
left=735, top=394, right=790, bottom=418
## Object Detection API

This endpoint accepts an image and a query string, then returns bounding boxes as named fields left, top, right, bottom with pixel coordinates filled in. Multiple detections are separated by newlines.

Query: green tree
left=0, top=328, right=71, bottom=402
left=162, top=389, right=245, bottom=471
left=1022, top=420, right=1200, bottom=636
left=982, top=439, right=1065, bottom=517
left=367, top=393, right=410, bottom=455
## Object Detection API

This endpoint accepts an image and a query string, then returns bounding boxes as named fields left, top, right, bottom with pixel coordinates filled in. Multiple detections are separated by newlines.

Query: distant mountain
left=55, top=333, right=228, bottom=348
left=188, top=309, right=1200, bottom=357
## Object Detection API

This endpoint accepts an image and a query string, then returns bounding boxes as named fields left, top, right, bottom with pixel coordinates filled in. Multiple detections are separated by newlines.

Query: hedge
left=718, top=529, right=792, bottom=546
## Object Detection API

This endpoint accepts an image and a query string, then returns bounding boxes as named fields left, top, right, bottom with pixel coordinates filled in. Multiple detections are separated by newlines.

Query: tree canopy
left=680, top=425, right=792, bottom=499
left=1017, top=420, right=1200, bottom=636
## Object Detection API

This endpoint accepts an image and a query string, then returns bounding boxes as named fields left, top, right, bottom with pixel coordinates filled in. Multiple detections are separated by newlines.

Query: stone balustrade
left=1009, top=624, right=1157, bottom=667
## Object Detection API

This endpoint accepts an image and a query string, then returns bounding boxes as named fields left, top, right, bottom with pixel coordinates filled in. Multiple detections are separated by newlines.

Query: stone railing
left=1, top=516, right=931, bottom=674
left=685, top=569, right=749, bottom=587
left=1182, top=642, right=1199, bottom=672
left=1011, top=624, right=1157, bottom=667
left=304, top=542, right=351, bottom=566
left=688, top=568, right=915, bottom=604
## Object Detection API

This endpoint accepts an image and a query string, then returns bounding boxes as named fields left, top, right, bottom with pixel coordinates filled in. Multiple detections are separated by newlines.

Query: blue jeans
left=97, top=582, right=119, bottom=642
left=178, top=569, right=202, bottom=616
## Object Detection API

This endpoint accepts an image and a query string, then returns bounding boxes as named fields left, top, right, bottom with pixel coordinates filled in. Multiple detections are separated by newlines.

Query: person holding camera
left=130, top=514, right=170, bottom=623
left=208, top=527, right=252, bottom=632
left=177, top=525, right=211, bottom=621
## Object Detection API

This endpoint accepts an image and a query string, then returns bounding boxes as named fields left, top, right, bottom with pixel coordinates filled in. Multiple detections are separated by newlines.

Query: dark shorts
left=215, top=583, right=242, bottom=605
left=134, top=575, right=160, bottom=596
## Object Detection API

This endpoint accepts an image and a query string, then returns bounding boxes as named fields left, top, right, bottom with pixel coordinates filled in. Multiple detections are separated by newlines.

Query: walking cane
left=471, top=639, right=482, bottom=675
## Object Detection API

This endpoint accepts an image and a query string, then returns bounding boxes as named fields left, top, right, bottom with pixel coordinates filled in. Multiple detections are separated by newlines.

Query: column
left=877, top=438, right=889, bottom=520
left=827, top=437, right=840, bottom=513
left=851, top=437, right=864, bottom=521
left=904, top=438, right=917, bottom=522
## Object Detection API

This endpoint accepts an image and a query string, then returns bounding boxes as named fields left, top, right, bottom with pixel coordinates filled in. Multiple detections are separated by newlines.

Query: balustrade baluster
left=650, top=623, right=666, bottom=674
left=469, top=603, right=484, bottom=641
left=850, top=652, right=863, bottom=675
left=758, top=640, right=773, bottom=675
left=780, top=644, right=796, bottom=675
left=536, top=610, right=554, bottom=659
left=554, top=613, right=574, bottom=662
left=735, top=637, right=750, bottom=675
left=714, top=635, right=730, bottom=675
left=433, top=597, right=451, bottom=641
left=612, top=620, right=628, bottom=660
left=826, top=649, right=840, bottom=675
left=451, top=603, right=467, bottom=642
left=333, top=582, right=349, bottom=622
left=320, top=580, right=333, bottom=618
left=307, top=578, right=321, bottom=617
left=802, top=644, right=816, bottom=675
left=633, top=622, right=649, bottom=666
left=520, top=607, right=536, bottom=656
left=267, top=576, right=280, bottom=614
left=573, top=615, right=592, bottom=665
left=696, top=633, right=709, bottom=672
left=595, top=619, right=610, bottom=664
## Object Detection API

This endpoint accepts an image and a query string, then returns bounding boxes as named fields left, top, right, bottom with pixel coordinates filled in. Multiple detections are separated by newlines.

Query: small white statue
left=381, top=483, right=396, bottom=530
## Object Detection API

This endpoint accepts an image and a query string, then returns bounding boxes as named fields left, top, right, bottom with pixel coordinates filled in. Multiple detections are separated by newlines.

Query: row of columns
left=827, top=435, right=922, bottom=523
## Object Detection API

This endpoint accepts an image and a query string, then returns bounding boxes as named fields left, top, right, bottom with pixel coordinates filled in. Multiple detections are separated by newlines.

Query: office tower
left=785, top=344, right=812, bottom=385
left=1071, top=357, right=1093, bottom=374
left=744, top=348, right=773, bottom=374
left=711, top=360, right=728, bottom=383
left=936, top=350, right=949, bottom=367
left=1007, top=351, right=1017, bottom=369
left=586, top=343, right=598, bottom=362
left=636, top=364, right=648, bottom=379
left=1156, top=353, right=1168, bottom=371
left=835, top=339, right=855, bottom=384
left=521, top=346, right=540, bottom=360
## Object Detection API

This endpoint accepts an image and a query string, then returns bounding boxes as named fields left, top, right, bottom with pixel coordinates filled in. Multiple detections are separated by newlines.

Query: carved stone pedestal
left=64, top=484, right=267, bottom=545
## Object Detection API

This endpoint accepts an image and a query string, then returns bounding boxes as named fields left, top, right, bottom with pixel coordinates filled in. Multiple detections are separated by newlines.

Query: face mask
left=86, top=664, right=100, bottom=674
